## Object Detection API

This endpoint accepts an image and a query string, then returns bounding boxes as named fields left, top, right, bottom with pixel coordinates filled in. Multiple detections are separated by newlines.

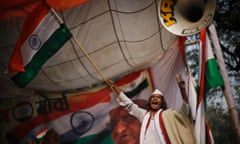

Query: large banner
left=1, top=41, right=185, bottom=144
left=0, top=70, right=153, bottom=144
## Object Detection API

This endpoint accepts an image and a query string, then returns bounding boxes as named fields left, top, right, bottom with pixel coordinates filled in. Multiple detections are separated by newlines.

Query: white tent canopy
left=0, top=0, right=176, bottom=97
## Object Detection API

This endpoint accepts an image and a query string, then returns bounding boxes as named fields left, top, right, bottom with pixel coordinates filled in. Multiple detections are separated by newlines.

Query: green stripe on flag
left=12, top=24, right=72, bottom=88
left=73, top=131, right=114, bottom=144
left=125, top=78, right=149, bottom=98
left=205, top=58, right=224, bottom=92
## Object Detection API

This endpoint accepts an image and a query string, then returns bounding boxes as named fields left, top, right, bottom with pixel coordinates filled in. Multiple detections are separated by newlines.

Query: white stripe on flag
left=21, top=11, right=61, bottom=66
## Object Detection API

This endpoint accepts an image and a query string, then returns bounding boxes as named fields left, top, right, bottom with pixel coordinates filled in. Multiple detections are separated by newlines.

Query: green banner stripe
left=73, top=131, right=113, bottom=144
left=125, top=78, right=149, bottom=98
left=205, top=58, right=224, bottom=91
left=12, top=24, right=72, bottom=88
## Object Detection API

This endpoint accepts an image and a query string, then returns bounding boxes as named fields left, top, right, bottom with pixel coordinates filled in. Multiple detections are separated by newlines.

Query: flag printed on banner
left=194, top=29, right=224, bottom=144
left=6, top=88, right=115, bottom=144
left=8, top=2, right=72, bottom=88
left=3, top=70, right=155, bottom=144
left=35, top=127, right=49, bottom=142
left=116, top=70, right=153, bottom=100
left=5, top=70, right=153, bottom=144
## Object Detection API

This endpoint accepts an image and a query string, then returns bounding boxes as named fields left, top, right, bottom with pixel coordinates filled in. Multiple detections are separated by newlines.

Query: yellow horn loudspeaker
left=158, top=0, right=216, bottom=36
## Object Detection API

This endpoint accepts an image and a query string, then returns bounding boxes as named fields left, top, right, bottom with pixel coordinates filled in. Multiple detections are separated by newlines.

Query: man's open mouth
left=152, top=99, right=158, bottom=105
left=118, top=134, right=130, bottom=144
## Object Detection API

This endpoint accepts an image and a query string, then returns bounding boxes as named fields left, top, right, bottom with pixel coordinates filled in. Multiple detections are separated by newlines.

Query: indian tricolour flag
left=7, top=87, right=115, bottom=144
left=116, top=70, right=153, bottom=100
left=35, top=127, right=49, bottom=142
left=194, top=28, right=224, bottom=144
left=8, top=2, right=72, bottom=88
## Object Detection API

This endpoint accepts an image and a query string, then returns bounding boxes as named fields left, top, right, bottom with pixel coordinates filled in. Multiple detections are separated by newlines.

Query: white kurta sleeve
left=117, top=92, right=134, bottom=107
left=117, top=92, right=147, bottom=121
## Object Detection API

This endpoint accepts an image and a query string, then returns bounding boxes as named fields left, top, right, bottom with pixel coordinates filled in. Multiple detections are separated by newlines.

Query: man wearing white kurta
left=106, top=76, right=195, bottom=144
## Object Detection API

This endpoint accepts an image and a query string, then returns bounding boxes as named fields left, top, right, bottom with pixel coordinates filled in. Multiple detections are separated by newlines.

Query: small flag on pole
left=8, top=2, right=72, bottom=88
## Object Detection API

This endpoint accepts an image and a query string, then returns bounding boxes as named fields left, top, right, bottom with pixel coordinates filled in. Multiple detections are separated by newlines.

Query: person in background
left=106, top=75, right=195, bottom=144
left=109, top=99, right=147, bottom=144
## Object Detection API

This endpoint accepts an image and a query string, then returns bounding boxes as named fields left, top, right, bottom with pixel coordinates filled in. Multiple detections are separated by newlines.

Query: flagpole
left=49, top=7, right=121, bottom=97
left=208, top=24, right=240, bottom=142
left=50, top=7, right=107, bottom=82
left=72, top=37, right=124, bottom=99
left=71, top=37, right=107, bottom=82
left=50, top=7, right=107, bottom=81
left=50, top=8, right=64, bottom=24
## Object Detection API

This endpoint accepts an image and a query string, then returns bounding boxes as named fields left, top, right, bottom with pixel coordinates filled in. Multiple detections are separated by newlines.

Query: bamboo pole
left=209, top=24, right=240, bottom=142
left=71, top=37, right=121, bottom=97
left=50, top=8, right=107, bottom=81
left=50, top=7, right=119, bottom=96
left=71, top=37, right=107, bottom=82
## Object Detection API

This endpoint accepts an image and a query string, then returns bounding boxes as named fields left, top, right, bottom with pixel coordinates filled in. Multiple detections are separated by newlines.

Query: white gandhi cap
left=152, top=89, right=163, bottom=96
